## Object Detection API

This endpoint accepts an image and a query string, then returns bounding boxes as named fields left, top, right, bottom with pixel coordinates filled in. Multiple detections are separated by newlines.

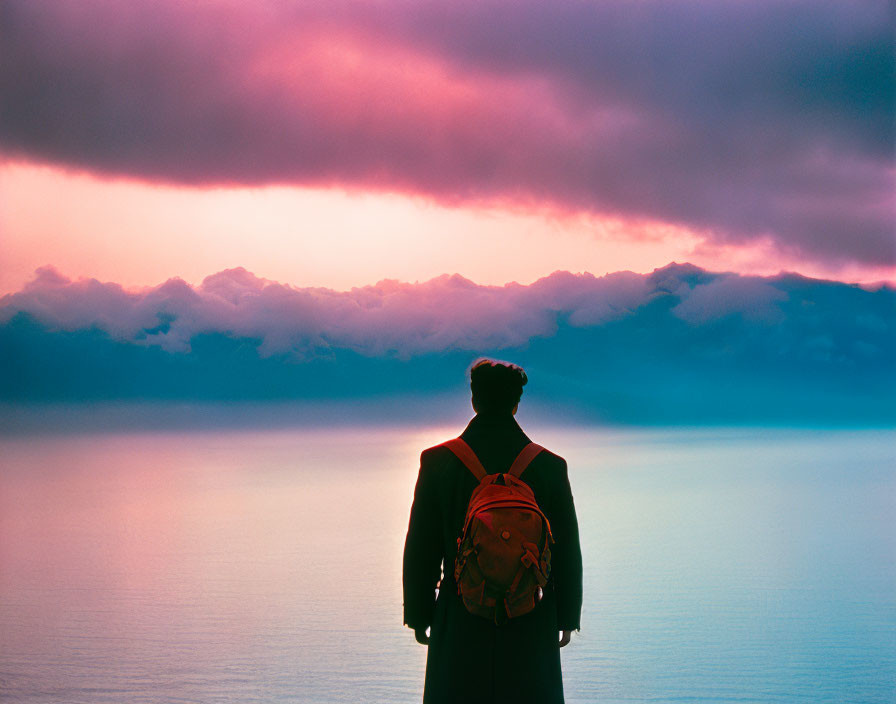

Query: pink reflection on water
left=0, top=428, right=428, bottom=700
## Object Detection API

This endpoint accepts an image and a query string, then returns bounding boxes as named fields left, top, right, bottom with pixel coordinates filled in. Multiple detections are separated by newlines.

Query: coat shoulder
left=420, top=442, right=453, bottom=463
left=522, top=447, right=570, bottom=493
left=533, top=446, right=567, bottom=470
left=419, top=442, right=460, bottom=475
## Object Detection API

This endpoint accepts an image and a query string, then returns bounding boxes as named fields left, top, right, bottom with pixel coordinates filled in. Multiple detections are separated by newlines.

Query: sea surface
left=1, top=423, right=894, bottom=703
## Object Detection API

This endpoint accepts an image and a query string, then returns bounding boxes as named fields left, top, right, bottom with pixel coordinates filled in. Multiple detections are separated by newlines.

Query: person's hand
left=414, top=627, right=430, bottom=645
left=559, top=630, right=572, bottom=648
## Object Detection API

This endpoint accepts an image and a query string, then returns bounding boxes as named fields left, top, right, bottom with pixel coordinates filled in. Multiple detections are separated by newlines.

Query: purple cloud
left=0, top=0, right=892, bottom=267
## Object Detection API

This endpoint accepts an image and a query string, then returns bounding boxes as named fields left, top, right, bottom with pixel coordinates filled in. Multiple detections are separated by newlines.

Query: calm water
left=1, top=424, right=894, bottom=703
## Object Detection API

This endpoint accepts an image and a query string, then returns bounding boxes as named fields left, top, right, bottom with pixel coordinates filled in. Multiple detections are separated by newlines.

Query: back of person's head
left=469, top=358, right=528, bottom=415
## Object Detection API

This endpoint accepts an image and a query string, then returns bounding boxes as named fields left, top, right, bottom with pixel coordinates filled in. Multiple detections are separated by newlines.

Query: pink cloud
left=1, top=264, right=800, bottom=359
left=1, top=0, right=891, bottom=268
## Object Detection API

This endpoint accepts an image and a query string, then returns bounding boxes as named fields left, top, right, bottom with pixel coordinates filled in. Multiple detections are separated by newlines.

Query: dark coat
left=403, top=413, right=583, bottom=704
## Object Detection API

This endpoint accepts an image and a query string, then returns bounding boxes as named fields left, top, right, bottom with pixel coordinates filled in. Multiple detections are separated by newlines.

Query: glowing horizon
left=3, top=162, right=893, bottom=297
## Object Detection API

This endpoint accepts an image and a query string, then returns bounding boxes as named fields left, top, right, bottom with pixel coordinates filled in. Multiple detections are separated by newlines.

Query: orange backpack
left=443, top=438, right=553, bottom=623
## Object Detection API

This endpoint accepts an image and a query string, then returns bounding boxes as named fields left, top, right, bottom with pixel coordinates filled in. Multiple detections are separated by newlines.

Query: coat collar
left=461, top=412, right=530, bottom=443
left=459, top=412, right=532, bottom=474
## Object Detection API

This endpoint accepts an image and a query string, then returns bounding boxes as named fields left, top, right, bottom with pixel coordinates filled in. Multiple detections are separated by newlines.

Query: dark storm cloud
left=1, top=0, right=892, bottom=266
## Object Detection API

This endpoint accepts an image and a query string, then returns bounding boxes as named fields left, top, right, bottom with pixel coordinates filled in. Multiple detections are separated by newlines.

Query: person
left=403, top=358, right=583, bottom=704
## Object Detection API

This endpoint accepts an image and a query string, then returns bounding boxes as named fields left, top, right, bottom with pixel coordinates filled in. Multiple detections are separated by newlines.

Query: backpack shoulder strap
left=508, top=443, right=544, bottom=478
left=442, top=438, right=488, bottom=481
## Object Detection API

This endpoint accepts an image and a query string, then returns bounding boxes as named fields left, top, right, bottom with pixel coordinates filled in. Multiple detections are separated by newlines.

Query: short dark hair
left=469, top=358, right=528, bottom=414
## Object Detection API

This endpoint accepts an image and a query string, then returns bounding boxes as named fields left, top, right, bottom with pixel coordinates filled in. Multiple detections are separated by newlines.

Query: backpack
left=442, top=437, right=554, bottom=624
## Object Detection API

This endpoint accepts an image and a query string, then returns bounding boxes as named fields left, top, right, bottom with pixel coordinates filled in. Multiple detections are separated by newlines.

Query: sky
left=1, top=0, right=894, bottom=424
left=1, top=0, right=894, bottom=293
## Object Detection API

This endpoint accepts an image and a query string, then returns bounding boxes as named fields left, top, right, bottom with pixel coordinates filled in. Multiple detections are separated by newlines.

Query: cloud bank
left=2, top=264, right=893, bottom=424
left=1, top=0, right=892, bottom=269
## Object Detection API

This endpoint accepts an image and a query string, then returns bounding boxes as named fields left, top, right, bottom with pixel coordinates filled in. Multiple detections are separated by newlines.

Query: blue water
left=1, top=424, right=894, bottom=703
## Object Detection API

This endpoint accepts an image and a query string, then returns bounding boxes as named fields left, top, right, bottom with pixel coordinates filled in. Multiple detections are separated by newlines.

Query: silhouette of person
left=403, top=358, right=583, bottom=703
